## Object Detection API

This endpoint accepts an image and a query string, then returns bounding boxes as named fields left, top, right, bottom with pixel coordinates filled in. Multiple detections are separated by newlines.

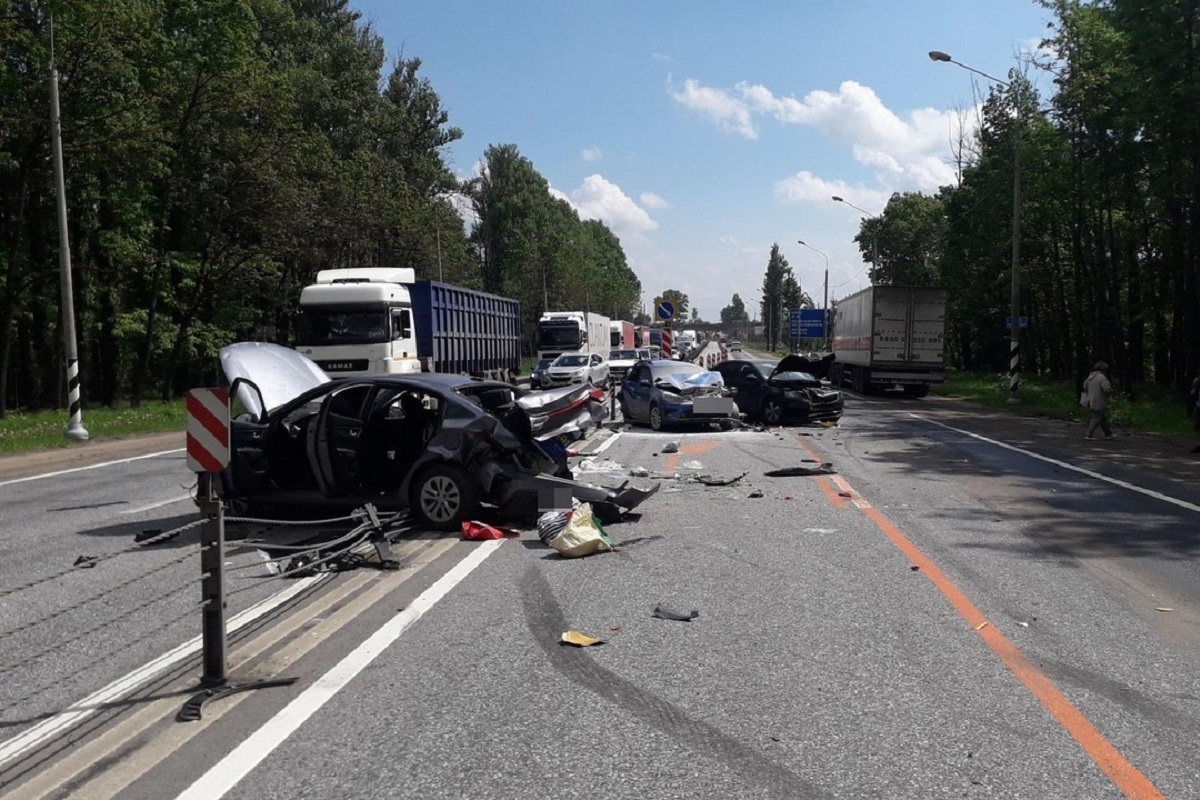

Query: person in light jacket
left=1082, top=360, right=1113, bottom=440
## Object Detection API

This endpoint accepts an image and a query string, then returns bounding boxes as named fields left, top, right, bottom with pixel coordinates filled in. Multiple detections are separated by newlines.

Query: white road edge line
left=0, top=448, right=185, bottom=489
left=911, top=414, right=1200, bottom=515
left=0, top=574, right=326, bottom=769
left=121, top=494, right=193, bottom=515
left=590, top=429, right=623, bottom=455
left=176, top=539, right=504, bottom=800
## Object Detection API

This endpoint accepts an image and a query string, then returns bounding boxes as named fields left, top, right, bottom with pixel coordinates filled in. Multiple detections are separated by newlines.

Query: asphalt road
left=2, top=345, right=1199, bottom=799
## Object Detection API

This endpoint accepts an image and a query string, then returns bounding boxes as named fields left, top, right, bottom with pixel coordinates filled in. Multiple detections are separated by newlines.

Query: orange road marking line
left=662, top=440, right=720, bottom=474
left=791, top=428, right=1163, bottom=799
left=812, top=475, right=847, bottom=508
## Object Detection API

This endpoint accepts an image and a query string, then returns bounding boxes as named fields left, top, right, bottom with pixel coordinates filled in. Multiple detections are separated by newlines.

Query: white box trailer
left=829, top=286, right=947, bottom=397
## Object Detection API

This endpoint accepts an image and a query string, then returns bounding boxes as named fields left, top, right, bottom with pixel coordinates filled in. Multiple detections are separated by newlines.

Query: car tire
left=410, top=464, right=480, bottom=531
left=719, top=419, right=735, bottom=431
left=649, top=403, right=665, bottom=431
left=762, top=399, right=783, bottom=425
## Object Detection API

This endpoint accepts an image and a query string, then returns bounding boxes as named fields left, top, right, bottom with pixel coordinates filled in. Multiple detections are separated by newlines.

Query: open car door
left=224, top=378, right=271, bottom=497
left=306, top=384, right=371, bottom=497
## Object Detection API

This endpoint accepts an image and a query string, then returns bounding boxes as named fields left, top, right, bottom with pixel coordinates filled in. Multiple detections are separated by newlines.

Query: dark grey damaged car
left=216, top=343, right=657, bottom=530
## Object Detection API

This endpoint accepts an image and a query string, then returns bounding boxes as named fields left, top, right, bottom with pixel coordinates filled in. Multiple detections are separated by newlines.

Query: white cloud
left=718, top=235, right=738, bottom=245
left=669, top=78, right=757, bottom=139
left=639, top=192, right=669, bottom=210
left=581, top=145, right=603, bottom=162
left=555, top=174, right=659, bottom=235
left=672, top=78, right=968, bottom=191
left=774, top=171, right=891, bottom=214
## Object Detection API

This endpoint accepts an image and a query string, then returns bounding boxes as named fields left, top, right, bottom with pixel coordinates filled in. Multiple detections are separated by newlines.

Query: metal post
left=1008, top=125, right=1022, bottom=404
left=198, top=474, right=227, bottom=686
left=436, top=226, right=443, bottom=282
left=49, top=47, right=88, bottom=442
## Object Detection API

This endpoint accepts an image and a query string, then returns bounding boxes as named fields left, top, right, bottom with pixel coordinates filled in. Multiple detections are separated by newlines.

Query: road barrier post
left=198, top=473, right=227, bottom=686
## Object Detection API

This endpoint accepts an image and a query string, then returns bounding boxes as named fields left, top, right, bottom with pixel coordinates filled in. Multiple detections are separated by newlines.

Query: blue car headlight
left=658, top=390, right=684, bottom=403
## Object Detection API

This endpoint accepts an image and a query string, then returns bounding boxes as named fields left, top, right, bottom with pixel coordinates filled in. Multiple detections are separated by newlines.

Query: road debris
left=629, top=466, right=650, bottom=477
left=837, top=491, right=852, bottom=498
left=910, top=565, right=921, bottom=571
left=1154, top=607, right=1175, bottom=612
left=974, top=621, right=989, bottom=631
left=461, top=521, right=519, bottom=541
left=1017, top=622, right=1030, bottom=627
left=697, top=472, right=748, bottom=486
left=653, top=604, right=699, bottom=621
left=577, top=458, right=622, bottom=472
left=73, top=555, right=99, bottom=568
left=537, top=502, right=615, bottom=558
left=661, top=441, right=680, bottom=454
left=681, top=459, right=705, bottom=470
left=748, top=489, right=764, bottom=498
left=561, top=630, right=605, bottom=647
left=764, top=464, right=836, bottom=477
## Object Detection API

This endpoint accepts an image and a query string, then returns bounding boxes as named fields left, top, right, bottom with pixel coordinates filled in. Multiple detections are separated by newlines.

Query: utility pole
left=436, top=225, right=443, bottom=282
left=49, top=17, right=88, bottom=442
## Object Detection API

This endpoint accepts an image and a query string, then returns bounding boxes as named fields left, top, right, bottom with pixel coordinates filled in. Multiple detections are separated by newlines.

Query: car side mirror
left=229, top=377, right=266, bottom=424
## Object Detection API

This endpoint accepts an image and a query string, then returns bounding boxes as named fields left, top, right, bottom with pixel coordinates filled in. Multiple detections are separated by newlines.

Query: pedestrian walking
left=1081, top=361, right=1114, bottom=440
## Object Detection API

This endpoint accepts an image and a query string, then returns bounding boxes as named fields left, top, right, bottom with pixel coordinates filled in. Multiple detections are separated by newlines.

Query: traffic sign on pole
left=655, top=299, right=676, bottom=321
left=186, top=388, right=230, bottom=473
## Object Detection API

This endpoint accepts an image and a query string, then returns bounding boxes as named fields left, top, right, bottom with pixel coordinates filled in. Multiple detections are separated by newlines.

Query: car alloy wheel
left=412, top=464, right=478, bottom=531
left=649, top=403, right=664, bottom=431
left=763, top=400, right=782, bottom=425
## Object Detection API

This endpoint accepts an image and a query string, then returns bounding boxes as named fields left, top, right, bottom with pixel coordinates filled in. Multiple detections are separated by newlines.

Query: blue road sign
left=656, top=300, right=675, bottom=321
left=1005, top=316, right=1029, bottom=329
left=796, top=308, right=827, bottom=338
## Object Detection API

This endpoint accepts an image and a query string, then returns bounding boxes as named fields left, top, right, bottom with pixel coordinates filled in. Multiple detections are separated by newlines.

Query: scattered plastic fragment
left=577, top=457, right=622, bottom=471
left=748, top=489, right=764, bottom=498
left=73, top=555, right=98, bottom=568
left=681, top=460, right=705, bottom=470
left=974, top=621, right=989, bottom=631
left=1017, top=622, right=1029, bottom=627
left=661, top=441, right=680, bottom=454
left=461, top=521, right=519, bottom=541
left=629, top=466, right=650, bottom=477
left=764, top=464, right=837, bottom=477
left=910, top=565, right=920, bottom=571
left=653, top=604, right=699, bottom=621
left=1154, top=607, right=1175, bottom=612
left=837, top=491, right=852, bottom=498
left=784, top=496, right=794, bottom=500
left=697, top=472, right=748, bottom=486
left=561, top=630, right=605, bottom=647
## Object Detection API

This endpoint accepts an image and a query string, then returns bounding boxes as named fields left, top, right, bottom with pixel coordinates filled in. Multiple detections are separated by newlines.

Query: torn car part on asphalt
left=213, top=342, right=658, bottom=531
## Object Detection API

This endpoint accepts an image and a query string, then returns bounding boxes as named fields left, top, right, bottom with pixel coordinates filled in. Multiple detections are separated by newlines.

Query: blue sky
left=353, top=0, right=1054, bottom=321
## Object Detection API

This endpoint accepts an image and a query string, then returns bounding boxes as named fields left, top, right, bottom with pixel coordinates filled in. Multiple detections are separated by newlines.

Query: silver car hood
left=220, top=342, right=330, bottom=419
left=655, top=370, right=725, bottom=396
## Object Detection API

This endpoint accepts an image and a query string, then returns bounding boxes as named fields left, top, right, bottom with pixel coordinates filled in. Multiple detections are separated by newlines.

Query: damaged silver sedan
left=215, top=343, right=657, bottom=530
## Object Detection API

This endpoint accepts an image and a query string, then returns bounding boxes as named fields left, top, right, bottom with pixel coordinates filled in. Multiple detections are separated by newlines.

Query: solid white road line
left=912, top=414, right=1200, bottom=515
left=120, top=494, right=193, bottom=515
left=0, top=448, right=185, bottom=489
left=175, top=539, right=505, bottom=800
left=0, top=574, right=326, bottom=769
left=590, top=429, right=623, bottom=455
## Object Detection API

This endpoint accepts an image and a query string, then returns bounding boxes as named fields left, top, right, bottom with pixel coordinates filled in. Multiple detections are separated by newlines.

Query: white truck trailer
left=829, top=286, right=947, bottom=397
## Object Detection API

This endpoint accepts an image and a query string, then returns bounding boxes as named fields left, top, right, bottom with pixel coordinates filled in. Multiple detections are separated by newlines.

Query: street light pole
left=831, top=196, right=880, bottom=278
left=49, top=19, right=88, bottom=442
left=797, top=239, right=831, bottom=351
left=929, top=49, right=1021, bottom=404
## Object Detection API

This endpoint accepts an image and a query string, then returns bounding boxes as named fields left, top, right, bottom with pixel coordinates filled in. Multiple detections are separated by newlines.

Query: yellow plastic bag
left=547, top=502, right=614, bottom=558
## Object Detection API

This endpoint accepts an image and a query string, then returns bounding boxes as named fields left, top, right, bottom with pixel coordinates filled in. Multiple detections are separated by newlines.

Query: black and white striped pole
left=49, top=19, right=88, bottom=441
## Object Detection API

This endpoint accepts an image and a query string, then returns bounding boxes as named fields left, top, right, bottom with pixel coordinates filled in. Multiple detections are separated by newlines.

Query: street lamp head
left=797, top=239, right=806, bottom=245
left=929, top=50, right=952, bottom=62
left=832, top=196, right=844, bottom=203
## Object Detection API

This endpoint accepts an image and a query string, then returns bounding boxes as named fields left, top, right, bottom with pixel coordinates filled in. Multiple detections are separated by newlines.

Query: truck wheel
left=762, top=399, right=783, bottom=425
left=410, top=464, right=479, bottom=531
left=649, top=403, right=665, bottom=431
left=903, top=384, right=930, bottom=398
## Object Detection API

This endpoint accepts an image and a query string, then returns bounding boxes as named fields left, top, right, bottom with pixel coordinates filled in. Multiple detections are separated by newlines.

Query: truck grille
left=316, top=359, right=369, bottom=372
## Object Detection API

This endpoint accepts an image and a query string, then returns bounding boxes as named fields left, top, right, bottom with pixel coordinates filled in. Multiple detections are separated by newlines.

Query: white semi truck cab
left=295, top=268, right=420, bottom=376
left=536, top=311, right=610, bottom=362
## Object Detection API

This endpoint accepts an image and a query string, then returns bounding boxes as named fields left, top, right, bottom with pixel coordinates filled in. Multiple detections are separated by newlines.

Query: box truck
left=536, top=311, right=610, bottom=362
left=829, top=286, right=947, bottom=397
left=610, top=320, right=635, bottom=350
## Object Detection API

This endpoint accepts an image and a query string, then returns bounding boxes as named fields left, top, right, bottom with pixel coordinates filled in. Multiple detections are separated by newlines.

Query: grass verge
left=0, top=401, right=186, bottom=455
left=932, top=371, right=1196, bottom=438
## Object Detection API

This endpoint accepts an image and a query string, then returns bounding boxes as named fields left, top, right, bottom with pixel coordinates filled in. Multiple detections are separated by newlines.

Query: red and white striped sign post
left=186, top=388, right=230, bottom=688
left=661, top=324, right=673, bottom=359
